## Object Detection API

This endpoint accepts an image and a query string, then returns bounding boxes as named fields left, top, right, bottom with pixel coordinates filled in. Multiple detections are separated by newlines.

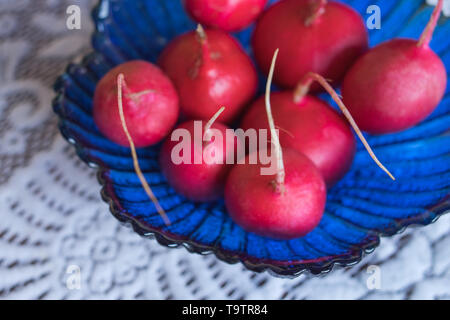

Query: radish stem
left=294, top=72, right=396, bottom=181
left=305, top=0, right=327, bottom=26
left=196, top=24, right=210, bottom=57
left=418, top=0, right=443, bottom=48
left=196, top=24, right=207, bottom=43
left=265, top=49, right=286, bottom=193
left=117, top=73, right=171, bottom=225
left=190, top=24, right=211, bottom=79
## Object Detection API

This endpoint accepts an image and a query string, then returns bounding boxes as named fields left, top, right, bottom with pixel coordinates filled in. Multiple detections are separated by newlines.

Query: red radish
left=160, top=107, right=240, bottom=202
left=295, top=72, right=395, bottom=180
left=342, top=0, right=447, bottom=134
left=94, top=60, right=179, bottom=147
left=116, top=74, right=170, bottom=225
left=184, top=0, right=268, bottom=32
left=225, top=148, right=326, bottom=239
left=241, top=92, right=355, bottom=187
left=225, top=49, right=326, bottom=240
left=158, top=25, right=258, bottom=124
left=242, top=71, right=396, bottom=186
left=251, top=0, right=368, bottom=90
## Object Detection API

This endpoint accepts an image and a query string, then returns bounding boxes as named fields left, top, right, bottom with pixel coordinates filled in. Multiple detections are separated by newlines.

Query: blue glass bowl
left=53, top=0, right=450, bottom=276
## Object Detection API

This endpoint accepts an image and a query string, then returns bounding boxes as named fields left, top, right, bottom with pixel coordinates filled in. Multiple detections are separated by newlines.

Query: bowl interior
left=53, top=0, right=450, bottom=276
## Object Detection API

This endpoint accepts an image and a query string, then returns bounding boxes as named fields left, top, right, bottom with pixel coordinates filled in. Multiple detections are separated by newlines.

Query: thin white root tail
left=265, top=49, right=286, bottom=193
left=117, top=73, right=171, bottom=225
left=417, top=0, right=443, bottom=48
left=295, top=72, right=396, bottom=181
left=203, top=106, right=226, bottom=141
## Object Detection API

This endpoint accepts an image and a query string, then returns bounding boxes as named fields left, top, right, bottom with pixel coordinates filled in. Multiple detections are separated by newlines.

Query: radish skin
left=159, top=26, right=258, bottom=124
left=184, top=0, right=268, bottom=32
left=241, top=91, right=356, bottom=186
left=295, top=73, right=395, bottom=181
left=341, top=0, right=447, bottom=134
left=252, top=0, right=368, bottom=90
left=93, top=61, right=179, bottom=147
left=225, top=50, right=326, bottom=240
left=159, top=107, right=240, bottom=202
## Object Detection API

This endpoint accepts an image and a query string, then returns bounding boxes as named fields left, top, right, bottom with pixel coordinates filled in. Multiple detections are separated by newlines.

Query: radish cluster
left=93, top=0, right=446, bottom=240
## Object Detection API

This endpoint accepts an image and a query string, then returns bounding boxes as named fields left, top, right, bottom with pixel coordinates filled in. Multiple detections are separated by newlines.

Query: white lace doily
left=0, top=0, right=449, bottom=300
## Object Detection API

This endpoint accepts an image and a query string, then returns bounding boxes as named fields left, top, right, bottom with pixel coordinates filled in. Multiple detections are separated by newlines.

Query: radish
left=242, top=71, right=396, bottom=185
left=225, top=49, right=327, bottom=240
left=295, top=72, right=395, bottom=180
left=94, top=60, right=179, bottom=147
left=116, top=74, right=170, bottom=225
left=251, top=0, right=368, bottom=90
left=184, top=0, right=268, bottom=32
left=241, top=90, right=355, bottom=187
left=342, top=0, right=447, bottom=134
left=159, top=107, right=240, bottom=202
left=158, top=25, right=258, bottom=124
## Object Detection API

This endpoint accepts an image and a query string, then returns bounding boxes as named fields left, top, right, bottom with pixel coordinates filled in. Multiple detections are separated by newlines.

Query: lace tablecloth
left=0, top=0, right=449, bottom=300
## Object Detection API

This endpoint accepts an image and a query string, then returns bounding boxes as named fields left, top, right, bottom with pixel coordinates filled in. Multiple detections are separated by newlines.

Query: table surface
left=0, top=0, right=449, bottom=300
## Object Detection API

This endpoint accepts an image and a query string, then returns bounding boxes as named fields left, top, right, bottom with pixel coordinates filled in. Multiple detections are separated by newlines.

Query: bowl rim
left=51, top=0, right=450, bottom=277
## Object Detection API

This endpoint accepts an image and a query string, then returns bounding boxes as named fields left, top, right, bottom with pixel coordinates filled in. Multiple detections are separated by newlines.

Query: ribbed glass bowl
left=53, top=0, right=450, bottom=277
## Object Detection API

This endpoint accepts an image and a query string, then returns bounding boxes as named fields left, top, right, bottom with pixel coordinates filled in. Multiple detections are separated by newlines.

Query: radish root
left=265, top=49, right=286, bottom=193
left=418, top=0, right=443, bottom=48
left=117, top=73, right=171, bottom=225
left=294, top=72, right=396, bottom=181
left=204, top=106, right=225, bottom=141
